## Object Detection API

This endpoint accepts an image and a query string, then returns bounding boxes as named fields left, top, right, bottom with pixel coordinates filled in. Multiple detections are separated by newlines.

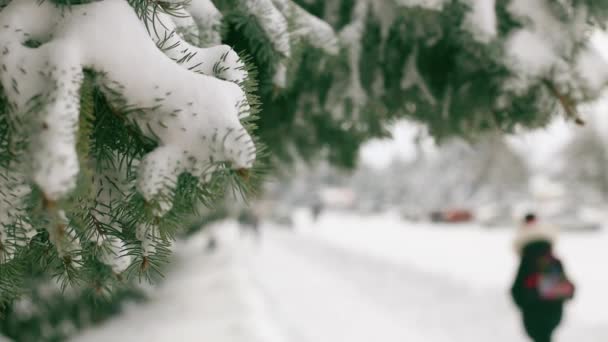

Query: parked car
left=430, top=209, right=474, bottom=223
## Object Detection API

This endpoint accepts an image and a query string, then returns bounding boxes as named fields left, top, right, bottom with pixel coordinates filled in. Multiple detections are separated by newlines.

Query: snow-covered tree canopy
left=249, top=0, right=608, bottom=165
left=1, top=0, right=608, bottom=305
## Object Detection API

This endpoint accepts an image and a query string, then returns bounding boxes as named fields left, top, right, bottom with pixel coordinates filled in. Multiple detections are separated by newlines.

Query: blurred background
left=67, top=109, right=608, bottom=342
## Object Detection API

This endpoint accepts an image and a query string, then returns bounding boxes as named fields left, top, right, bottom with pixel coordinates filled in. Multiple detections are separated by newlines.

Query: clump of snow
left=168, top=6, right=200, bottom=45
left=98, top=236, right=131, bottom=273
left=503, top=0, right=603, bottom=96
left=396, top=0, right=447, bottom=11
left=271, top=0, right=339, bottom=55
left=508, top=0, right=571, bottom=46
left=148, top=10, right=249, bottom=85
left=184, top=0, right=223, bottom=47
left=47, top=210, right=82, bottom=265
left=272, top=62, right=288, bottom=89
left=238, top=0, right=341, bottom=88
left=505, top=30, right=559, bottom=79
left=241, top=0, right=340, bottom=87
left=463, top=0, right=497, bottom=43
left=243, top=0, right=291, bottom=59
left=574, top=47, right=608, bottom=95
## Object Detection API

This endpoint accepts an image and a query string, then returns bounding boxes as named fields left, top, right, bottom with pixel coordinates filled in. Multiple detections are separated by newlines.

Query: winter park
left=1, top=0, right=608, bottom=341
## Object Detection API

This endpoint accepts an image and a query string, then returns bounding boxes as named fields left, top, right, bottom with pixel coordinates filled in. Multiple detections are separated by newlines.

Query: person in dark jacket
left=311, top=201, right=323, bottom=221
left=238, top=209, right=260, bottom=240
left=511, top=214, right=575, bottom=342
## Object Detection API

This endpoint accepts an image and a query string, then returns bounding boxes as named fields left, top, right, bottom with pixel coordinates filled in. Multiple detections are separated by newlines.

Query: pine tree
left=1, top=0, right=608, bottom=338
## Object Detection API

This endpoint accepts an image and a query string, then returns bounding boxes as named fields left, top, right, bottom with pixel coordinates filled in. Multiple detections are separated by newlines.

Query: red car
left=430, top=209, right=473, bottom=223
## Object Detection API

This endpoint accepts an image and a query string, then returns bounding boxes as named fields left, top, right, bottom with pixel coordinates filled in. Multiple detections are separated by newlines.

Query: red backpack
left=524, top=254, right=574, bottom=301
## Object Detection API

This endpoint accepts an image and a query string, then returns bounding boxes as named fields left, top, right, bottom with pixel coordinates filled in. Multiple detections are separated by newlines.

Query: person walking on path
left=511, top=214, right=575, bottom=342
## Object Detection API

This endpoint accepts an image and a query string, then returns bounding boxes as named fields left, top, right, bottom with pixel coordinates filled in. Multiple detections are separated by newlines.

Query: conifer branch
left=543, top=79, right=585, bottom=126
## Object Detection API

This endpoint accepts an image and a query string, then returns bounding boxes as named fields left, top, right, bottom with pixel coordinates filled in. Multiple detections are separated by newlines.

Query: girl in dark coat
left=511, top=214, right=575, bottom=342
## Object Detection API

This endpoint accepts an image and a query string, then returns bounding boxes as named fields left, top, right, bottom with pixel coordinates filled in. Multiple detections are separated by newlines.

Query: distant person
left=205, top=234, right=218, bottom=252
left=511, top=213, right=575, bottom=342
left=238, top=209, right=260, bottom=241
left=311, top=201, right=323, bottom=221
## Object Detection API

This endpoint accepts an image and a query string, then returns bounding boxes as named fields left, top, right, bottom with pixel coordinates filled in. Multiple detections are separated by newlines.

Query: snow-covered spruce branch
left=218, top=0, right=338, bottom=88
left=0, top=0, right=255, bottom=272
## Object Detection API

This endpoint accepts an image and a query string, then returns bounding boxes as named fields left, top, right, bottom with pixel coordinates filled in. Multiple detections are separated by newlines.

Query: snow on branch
left=241, top=0, right=291, bottom=59
left=236, top=0, right=291, bottom=88
left=0, top=0, right=256, bottom=221
left=147, top=9, right=249, bottom=85
left=186, top=0, right=223, bottom=47
left=159, top=0, right=224, bottom=48
left=327, top=0, right=369, bottom=120
left=271, top=0, right=339, bottom=55
left=463, top=0, right=497, bottom=43
left=503, top=0, right=608, bottom=115
left=397, top=0, right=447, bottom=11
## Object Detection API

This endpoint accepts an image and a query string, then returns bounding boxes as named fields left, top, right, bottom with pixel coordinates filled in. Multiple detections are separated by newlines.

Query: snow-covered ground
left=73, top=222, right=285, bottom=342
left=73, top=211, right=608, bottom=341
left=296, top=210, right=608, bottom=327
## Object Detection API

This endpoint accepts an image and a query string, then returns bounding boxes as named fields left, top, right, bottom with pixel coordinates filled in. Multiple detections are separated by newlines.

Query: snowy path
left=74, top=217, right=608, bottom=341
left=250, top=227, right=608, bottom=342
left=249, top=231, right=428, bottom=342
left=73, top=224, right=286, bottom=342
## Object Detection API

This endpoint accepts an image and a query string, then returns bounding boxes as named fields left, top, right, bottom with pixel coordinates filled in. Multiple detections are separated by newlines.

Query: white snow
left=182, top=0, right=223, bottom=47
left=73, top=222, right=287, bottom=342
left=243, top=0, right=291, bottom=59
left=505, top=29, right=559, bottom=79
left=301, top=211, right=608, bottom=327
left=503, top=0, right=606, bottom=96
left=574, top=47, right=608, bottom=95
left=463, top=0, right=497, bottom=43
left=504, top=0, right=563, bottom=86
left=168, top=6, right=199, bottom=45
left=507, top=0, right=571, bottom=47
left=148, top=10, right=248, bottom=84
left=271, top=0, right=339, bottom=55
left=97, top=236, right=131, bottom=274
left=46, top=210, right=82, bottom=264
left=250, top=228, right=430, bottom=342
left=297, top=211, right=519, bottom=290
left=397, top=0, right=447, bottom=11
left=71, top=213, right=608, bottom=341
left=359, top=121, right=435, bottom=169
